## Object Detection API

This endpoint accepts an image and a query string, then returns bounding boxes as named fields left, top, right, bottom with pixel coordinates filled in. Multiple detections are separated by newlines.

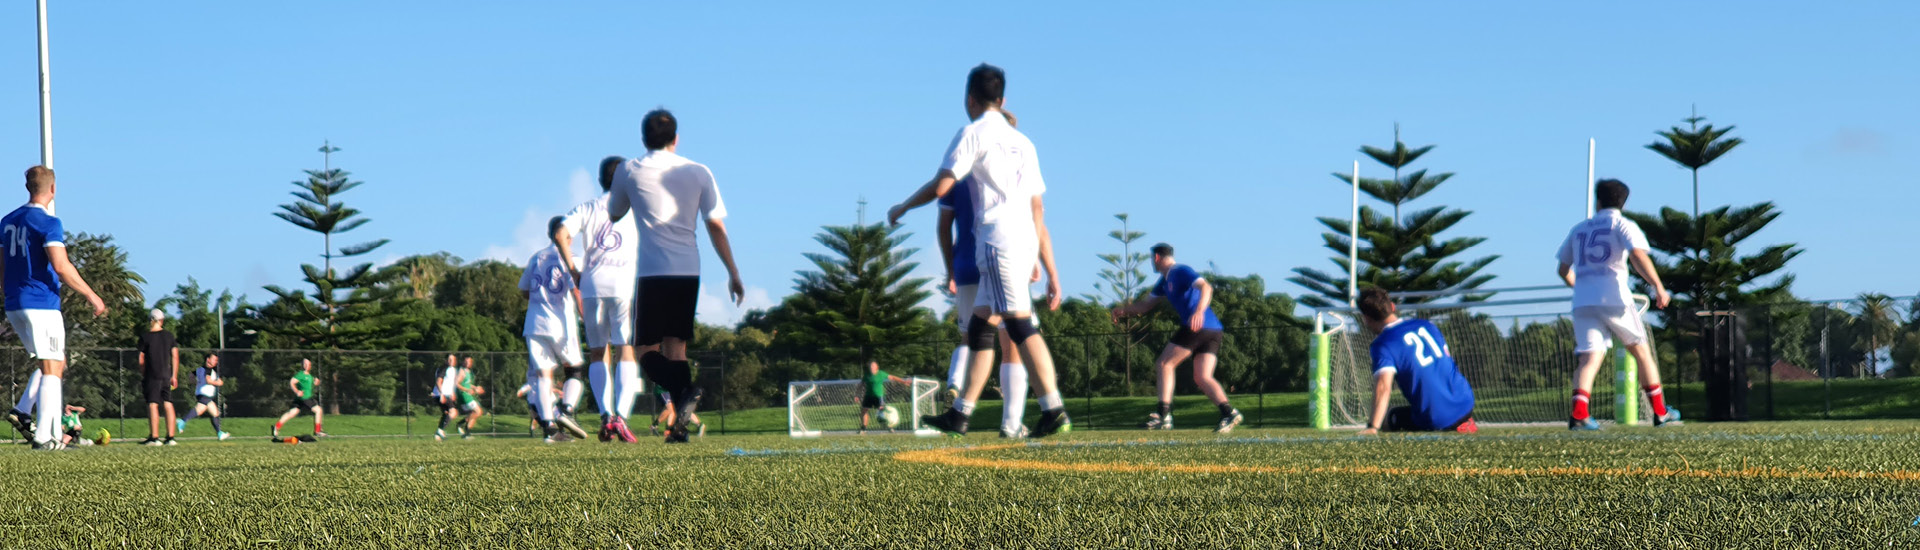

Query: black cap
left=1150, top=242, right=1173, bottom=256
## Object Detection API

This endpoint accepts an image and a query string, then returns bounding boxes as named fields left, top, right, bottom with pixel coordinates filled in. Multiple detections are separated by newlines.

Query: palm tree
left=1645, top=108, right=1744, bottom=221
left=1849, top=293, right=1900, bottom=379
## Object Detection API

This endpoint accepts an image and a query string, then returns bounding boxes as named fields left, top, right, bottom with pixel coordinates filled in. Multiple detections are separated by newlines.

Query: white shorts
left=582, top=297, right=635, bottom=349
left=6, top=309, right=65, bottom=361
left=953, top=284, right=979, bottom=332
left=975, top=242, right=1035, bottom=315
left=1572, top=306, right=1647, bottom=354
left=526, top=333, right=584, bottom=372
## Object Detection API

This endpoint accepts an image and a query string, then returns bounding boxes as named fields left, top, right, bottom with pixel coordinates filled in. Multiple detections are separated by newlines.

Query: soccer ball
left=94, top=428, right=111, bottom=446
left=879, top=406, right=900, bottom=428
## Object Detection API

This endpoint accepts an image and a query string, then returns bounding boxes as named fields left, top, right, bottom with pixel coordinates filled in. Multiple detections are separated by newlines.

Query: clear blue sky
left=3, top=2, right=1913, bottom=325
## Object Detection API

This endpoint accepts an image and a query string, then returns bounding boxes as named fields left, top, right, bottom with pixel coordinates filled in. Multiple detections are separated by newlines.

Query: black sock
left=438, top=415, right=451, bottom=431
left=211, top=416, right=223, bottom=432
left=1158, top=402, right=1172, bottom=418
left=1218, top=403, right=1237, bottom=418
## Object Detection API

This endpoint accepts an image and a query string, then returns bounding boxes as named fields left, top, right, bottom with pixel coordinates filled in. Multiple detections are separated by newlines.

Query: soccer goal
left=1308, top=285, right=1657, bottom=429
left=788, top=377, right=940, bottom=437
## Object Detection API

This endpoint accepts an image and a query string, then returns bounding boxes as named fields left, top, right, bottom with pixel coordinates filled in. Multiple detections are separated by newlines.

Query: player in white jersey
left=1556, top=179, right=1680, bottom=430
left=430, top=354, right=462, bottom=441
left=2, top=166, right=109, bottom=450
left=522, top=217, right=588, bottom=443
left=554, top=156, right=644, bottom=442
left=606, top=109, right=747, bottom=444
left=888, top=64, right=1072, bottom=438
left=175, top=354, right=231, bottom=440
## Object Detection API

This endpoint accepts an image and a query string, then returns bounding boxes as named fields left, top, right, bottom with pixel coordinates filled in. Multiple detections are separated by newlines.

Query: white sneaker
left=216, top=431, right=231, bottom=441
left=999, top=425, right=1030, bottom=439
left=1141, top=413, right=1173, bottom=430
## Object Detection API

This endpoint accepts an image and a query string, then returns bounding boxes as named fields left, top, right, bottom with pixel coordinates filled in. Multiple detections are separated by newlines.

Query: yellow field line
left=894, top=443, right=1920, bottom=482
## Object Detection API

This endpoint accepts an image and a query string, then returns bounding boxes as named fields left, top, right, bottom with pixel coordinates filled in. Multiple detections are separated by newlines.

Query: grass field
left=7, top=420, right=1918, bottom=548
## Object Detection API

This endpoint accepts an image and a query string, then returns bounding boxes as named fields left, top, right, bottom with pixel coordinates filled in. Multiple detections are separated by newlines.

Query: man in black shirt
left=135, top=308, right=180, bottom=446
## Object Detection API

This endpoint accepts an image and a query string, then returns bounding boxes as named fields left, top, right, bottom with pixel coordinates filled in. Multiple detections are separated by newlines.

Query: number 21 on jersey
left=1403, top=327, right=1446, bottom=367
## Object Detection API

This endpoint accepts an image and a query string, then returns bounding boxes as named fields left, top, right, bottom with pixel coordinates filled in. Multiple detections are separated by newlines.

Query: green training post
left=1311, top=332, right=1330, bottom=430
left=1614, top=345, right=1638, bottom=425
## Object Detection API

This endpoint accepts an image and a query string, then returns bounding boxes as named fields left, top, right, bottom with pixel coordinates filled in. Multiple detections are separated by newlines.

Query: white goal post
left=788, top=377, right=940, bottom=437
left=1308, top=285, right=1656, bottom=429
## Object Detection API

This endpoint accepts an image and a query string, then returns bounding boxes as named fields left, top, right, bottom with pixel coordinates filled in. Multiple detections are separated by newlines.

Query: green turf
left=8, top=420, right=1919, bottom=548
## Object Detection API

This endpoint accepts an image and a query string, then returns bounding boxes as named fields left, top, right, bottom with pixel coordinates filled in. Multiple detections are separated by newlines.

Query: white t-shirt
left=1557, top=209, right=1650, bottom=309
left=560, top=194, right=641, bottom=298
left=432, top=366, right=459, bottom=398
left=941, top=110, right=1045, bottom=249
left=194, top=366, right=219, bottom=397
left=519, top=246, right=580, bottom=339
left=606, top=150, right=728, bottom=278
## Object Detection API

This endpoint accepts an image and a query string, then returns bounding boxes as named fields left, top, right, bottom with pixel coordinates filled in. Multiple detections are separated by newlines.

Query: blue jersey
left=1369, top=319, right=1475, bottom=429
left=1152, top=264, right=1223, bottom=331
left=936, top=178, right=980, bottom=286
left=1, top=204, right=65, bottom=311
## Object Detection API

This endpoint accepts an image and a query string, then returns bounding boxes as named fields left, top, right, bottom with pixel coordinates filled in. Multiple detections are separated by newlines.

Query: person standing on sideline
left=553, top=156, right=643, bottom=441
left=272, top=359, right=326, bottom=439
left=3, top=166, right=109, bottom=450
left=1556, top=179, right=1680, bottom=430
left=176, top=354, right=231, bottom=440
left=888, top=63, right=1072, bottom=438
left=605, top=109, right=746, bottom=444
left=135, top=308, right=181, bottom=446
left=1109, top=243, right=1245, bottom=433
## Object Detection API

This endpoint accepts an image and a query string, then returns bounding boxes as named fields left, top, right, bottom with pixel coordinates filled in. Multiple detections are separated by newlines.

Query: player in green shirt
left=272, top=359, right=326, bottom=439
left=859, top=361, right=907, bottom=434
left=58, top=404, right=84, bottom=447
left=454, top=357, right=487, bottom=440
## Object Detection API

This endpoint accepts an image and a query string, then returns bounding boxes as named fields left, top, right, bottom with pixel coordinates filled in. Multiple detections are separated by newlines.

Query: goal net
left=1310, top=285, right=1656, bottom=428
left=788, top=377, right=940, bottom=437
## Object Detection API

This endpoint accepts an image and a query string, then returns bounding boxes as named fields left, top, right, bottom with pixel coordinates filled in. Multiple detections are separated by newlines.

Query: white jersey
left=560, top=194, right=640, bottom=299
left=431, top=366, right=459, bottom=398
left=941, top=110, right=1045, bottom=249
left=1556, top=208, right=1649, bottom=309
left=606, top=150, right=728, bottom=278
left=194, top=366, right=219, bottom=398
left=519, top=246, right=580, bottom=339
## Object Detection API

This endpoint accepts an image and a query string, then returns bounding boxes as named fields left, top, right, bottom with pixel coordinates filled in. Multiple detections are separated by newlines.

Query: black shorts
left=195, top=395, right=215, bottom=406
left=636, top=276, right=700, bottom=346
left=143, top=378, right=170, bottom=404
left=861, top=395, right=883, bottom=410
left=1169, top=328, right=1225, bottom=355
left=294, top=398, right=318, bottom=411
left=1383, top=406, right=1474, bottom=432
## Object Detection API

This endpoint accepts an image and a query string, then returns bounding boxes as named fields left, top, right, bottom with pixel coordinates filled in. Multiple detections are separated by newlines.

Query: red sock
left=1644, top=385, right=1668, bottom=416
left=273, top=421, right=283, bottom=430
left=315, top=422, right=324, bottom=432
left=1571, top=389, right=1591, bottom=420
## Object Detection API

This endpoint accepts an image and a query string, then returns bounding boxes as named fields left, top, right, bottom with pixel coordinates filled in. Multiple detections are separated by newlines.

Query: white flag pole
left=1348, top=160, right=1359, bottom=308
left=37, top=0, right=54, bottom=169
left=1586, top=139, right=1595, bottom=219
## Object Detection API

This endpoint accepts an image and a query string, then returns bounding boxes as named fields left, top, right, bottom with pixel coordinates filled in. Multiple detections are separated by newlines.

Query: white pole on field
left=37, top=0, right=54, bottom=169
left=1585, top=138, right=1595, bottom=219
left=1347, top=160, right=1359, bottom=309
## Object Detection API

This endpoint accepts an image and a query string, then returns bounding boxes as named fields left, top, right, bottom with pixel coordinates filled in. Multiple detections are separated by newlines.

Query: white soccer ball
left=879, top=406, right=900, bottom=428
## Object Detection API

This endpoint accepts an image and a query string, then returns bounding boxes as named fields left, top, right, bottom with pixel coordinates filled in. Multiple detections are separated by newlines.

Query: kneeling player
left=1355, top=288, right=1477, bottom=435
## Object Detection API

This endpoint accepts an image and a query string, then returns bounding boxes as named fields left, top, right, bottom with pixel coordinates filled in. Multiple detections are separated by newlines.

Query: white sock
left=1038, top=391, right=1064, bottom=412
left=945, top=345, right=969, bottom=392
left=14, top=370, right=41, bottom=415
left=955, top=398, right=976, bottom=416
left=562, top=378, right=584, bottom=412
left=587, top=362, right=610, bottom=417
left=34, top=375, right=60, bottom=444
left=615, top=361, right=641, bottom=420
left=534, top=375, right=557, bottom=424
left=1000, top=362, right=1029, bottom=430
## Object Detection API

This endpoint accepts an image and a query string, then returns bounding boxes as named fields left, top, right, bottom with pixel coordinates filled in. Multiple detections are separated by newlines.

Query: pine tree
left=770, top=222, right=935, bottom=368
left=1087, top=213, right=1153, bottom=393
left=1290, top=126, right=1498, bottom=308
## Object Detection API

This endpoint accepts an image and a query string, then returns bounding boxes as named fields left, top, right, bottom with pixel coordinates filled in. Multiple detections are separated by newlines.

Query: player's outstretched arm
left=46, top=246, right=105, bottom=317
left=1032, top=196, right=1061, bottom=311
left=1111, top=296, right=1165, bottom=322
left=887, top=171, right=958, bottom=226
left=705, top=218, right=745, bottom=305
left=1360, top=371, right=1394, bottom=436
left=1628, top=250, right=1670, bottom=309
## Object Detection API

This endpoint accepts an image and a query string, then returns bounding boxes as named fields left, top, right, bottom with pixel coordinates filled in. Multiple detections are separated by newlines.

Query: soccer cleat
left=141, top=438, right=162, bottom=447
left=671, top=388, right=705, bottom=435
left=663, top=427, right=690, bottom=444
left=556, top=415, right=590, bottom=440
left=433, top=429, right=446, bottom=442
left=217, top=431, right=231, bottom=441
left=610, top=417, right=638, bottom=443
left=1031, top=409, right=1072, bottom=439
left=1454, top=418, right=1479, bottom=435
left=597, top=423, right=613, bottom=442
left=1568, top=417, right=1602, bottom=431
left=175, top=419, right=187, bottom=433
left=6, top=411, right=32, bottom=438
left=313, top=431, right=331, bottom=438
left=1215, top=410, right=1244, bottom=434
left=462, top=432, right=475, bottom=441
left=694, top=420, right=707, bottom=438
left=999, top=425, right=1030, bottom=439
left=650, top=423, right=663, bottom=437
left=921, top=410, right=970, bottom=437
left=164, top=437, right=178, bottom=446
left=32, top=440, right=66, bottom=451
left=1652, top=408, right=1683, bottom=427
left=544, top=431, right=574, bottom=444
left=1140, top=413, right=1172, bottom=430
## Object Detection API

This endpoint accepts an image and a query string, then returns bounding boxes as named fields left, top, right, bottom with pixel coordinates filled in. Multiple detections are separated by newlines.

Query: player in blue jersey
left=1355, top=287, right=1478, bottom=435
left=2, top=166, right=109, bottom=450
left=1110, top=243, right=1244, bottom=433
